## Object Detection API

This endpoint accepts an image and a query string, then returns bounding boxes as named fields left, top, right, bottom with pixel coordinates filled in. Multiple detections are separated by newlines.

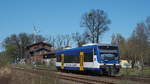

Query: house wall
left=26, top=43, right=52, bottom=64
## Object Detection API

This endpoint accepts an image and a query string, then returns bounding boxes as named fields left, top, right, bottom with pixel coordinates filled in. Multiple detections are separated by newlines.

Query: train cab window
left=94, top=48, right=97, bottom=55
left=101, top=53, right=117, bottom=60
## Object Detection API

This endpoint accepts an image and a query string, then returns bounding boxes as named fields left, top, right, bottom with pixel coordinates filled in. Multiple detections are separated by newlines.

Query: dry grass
left=0, top=67, right=12, bottom=84
left=0, top=66, right=61, bottom=84
left=0, top=67, right=11, bottom=77
left=10, top=68, right=60, bottom=84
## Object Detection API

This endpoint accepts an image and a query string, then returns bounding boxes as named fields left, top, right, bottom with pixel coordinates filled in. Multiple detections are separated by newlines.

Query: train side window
left=64, top=55, right=68, bottom=63
left=56, top=55, right=61, bottom=62
left=76, top=55, right=80, bottom=63
left=84, top=52, right=93, bottom=62
left=64, top=55, right=80, bottom=63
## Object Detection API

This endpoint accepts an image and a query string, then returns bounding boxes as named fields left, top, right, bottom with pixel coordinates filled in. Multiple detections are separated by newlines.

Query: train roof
left=82, top=43, right=118, bottom=47
left=56, top=45, right=97, bottom=55
left=56, top=44, right=118, bottom=55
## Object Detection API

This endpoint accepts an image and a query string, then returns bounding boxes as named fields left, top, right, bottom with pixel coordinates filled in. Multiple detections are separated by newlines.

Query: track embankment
left=12, top=67, right=150, bottom=84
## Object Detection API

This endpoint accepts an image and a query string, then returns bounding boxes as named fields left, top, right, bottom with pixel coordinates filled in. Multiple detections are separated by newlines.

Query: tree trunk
left=131, top=60, right=135, bottom=68
left=92, top=36, right=95, bottom=43
left=96, top=35, right=99, bottom=43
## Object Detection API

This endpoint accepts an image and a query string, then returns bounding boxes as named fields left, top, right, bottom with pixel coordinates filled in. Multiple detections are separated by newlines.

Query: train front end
left=98, top=45, right=121, bottom=75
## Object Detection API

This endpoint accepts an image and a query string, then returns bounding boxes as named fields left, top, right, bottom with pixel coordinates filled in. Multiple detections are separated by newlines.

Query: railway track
left=35, top=67, right=150, bottom=84
left=13, top=67, right=116, bottom=84
left=12, top=66, right=150, bottom=84
left=110, top=76, right=150, bottom=84
left=57, top=73, right=115, bottom=84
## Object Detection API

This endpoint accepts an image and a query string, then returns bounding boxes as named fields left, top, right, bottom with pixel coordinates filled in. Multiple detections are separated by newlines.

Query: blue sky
left=0, top=0, right=150, bottom=46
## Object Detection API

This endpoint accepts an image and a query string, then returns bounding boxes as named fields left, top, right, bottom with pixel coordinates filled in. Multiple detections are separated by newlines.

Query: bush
left=0, top=52, right=11, bottom=68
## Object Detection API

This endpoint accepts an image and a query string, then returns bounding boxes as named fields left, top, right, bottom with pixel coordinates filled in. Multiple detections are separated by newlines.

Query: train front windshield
left=99, top=46, right=119, bottom=61
left=101, top=53, right=118, bottom=60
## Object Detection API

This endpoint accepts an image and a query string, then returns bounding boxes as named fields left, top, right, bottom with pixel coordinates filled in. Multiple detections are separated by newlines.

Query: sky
left=0, top=0, right=150, bottom=48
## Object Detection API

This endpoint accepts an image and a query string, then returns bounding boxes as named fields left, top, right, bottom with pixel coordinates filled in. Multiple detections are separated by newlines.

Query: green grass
left=14, top=63, right=56, bottom=71
left=13, top=64, right=34, bottom=69
left=119, top=67, right=150, bottom=77
left=36, top=64, right=56, bottom=70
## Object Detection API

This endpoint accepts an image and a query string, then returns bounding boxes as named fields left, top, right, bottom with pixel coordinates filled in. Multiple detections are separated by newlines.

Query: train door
left=93, top=48, right=99, bottom=67
left=61, top=54, right=64, bottom=69
left=80, top=52, right=84, bottom=71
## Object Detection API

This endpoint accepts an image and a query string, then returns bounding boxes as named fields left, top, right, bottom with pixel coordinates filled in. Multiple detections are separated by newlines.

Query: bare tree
left=55, top=34, right=72, bottom=49
left=63, top=34, right=71, bottom=47
left=29, top=34, right=45, bottom=43
left=2, top=33, right=47, bottom=63
left=111, top=34, right=127, bottom=59
left=81, top=9, right=111, bottom=43
left=47, top=36, right=56, bottom=49
left=127, top=23, right=149, bottom=69
left=111, top=33, right=125, bottom=45
left=146, top=16, right=150, bottom=41
left=19, top=33, right=32, bottom=59
left=72, top=32, right=87, bottom=47
left=3, top=33, right=33, bottom=62
left=145, top=16, right=150, bottom=65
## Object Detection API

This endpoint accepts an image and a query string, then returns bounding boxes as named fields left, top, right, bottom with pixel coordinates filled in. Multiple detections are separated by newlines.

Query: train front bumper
left=100, top=64, right=121, bottom=68
left=100, top=64, right=121, bottom=74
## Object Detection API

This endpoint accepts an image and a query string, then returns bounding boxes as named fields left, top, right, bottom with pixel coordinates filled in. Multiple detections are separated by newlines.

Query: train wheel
left=107, top=71, right=112, bottom=76
left=57, top=67, right=61, bottom=72
left=107, top=68, right=115, bottom=76
left=98, top=70, right=103, bottom=76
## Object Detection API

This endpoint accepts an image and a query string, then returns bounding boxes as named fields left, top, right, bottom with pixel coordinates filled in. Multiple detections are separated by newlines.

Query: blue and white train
left=55, top=44, right=121, bottom=75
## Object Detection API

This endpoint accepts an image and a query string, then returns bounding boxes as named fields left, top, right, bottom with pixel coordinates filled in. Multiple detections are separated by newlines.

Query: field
left=119, top=67, right=150, bottom=77
left=0, top=66, right=61, bottom=84
left=0, top=64, right=150, bottom=84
